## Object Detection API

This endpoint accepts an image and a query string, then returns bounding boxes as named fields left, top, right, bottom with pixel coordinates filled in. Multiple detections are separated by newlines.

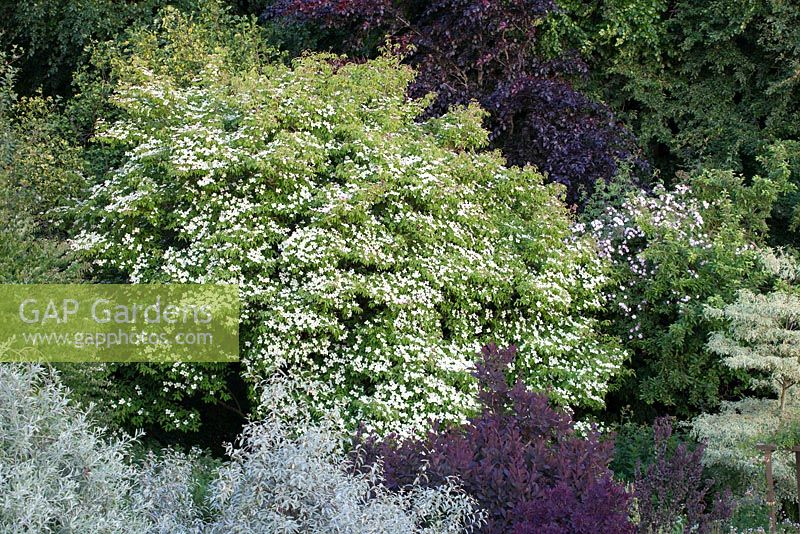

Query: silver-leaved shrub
left=0, top=351, right=481, bottom=532
left=73, top=5, right=625, bottom=435
left=0, top=354, right=148, bottom=533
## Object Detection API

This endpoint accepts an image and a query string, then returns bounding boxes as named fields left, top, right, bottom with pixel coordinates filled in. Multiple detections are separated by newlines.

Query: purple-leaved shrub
left=353, top=344, right=634, bottom=533
left=634, top=417, right=733, bottom=533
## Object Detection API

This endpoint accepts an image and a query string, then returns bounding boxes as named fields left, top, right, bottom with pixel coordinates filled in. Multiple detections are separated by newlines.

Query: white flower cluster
left=75, top=21, right=625, bottom=435
left=579, top=184, right=742, bottom=339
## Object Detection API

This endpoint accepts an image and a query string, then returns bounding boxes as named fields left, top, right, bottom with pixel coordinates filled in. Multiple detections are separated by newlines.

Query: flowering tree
left=73, top=7, right=625, bottom=435
left=580, top=165, right=792, bottom=418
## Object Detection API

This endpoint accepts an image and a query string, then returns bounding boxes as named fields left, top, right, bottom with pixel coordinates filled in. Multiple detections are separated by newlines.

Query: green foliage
left=764, top=141, right=800, bottom=247
left=0, top=57, right=85, bottom=283
left=1, top=94, right=86, bottom=220
left=0, top=0, right=206, bottom=95
left=611, top=421, right=657, bottom=483
left=73, top=7, right=626, bottom=436
left=611, top=417, right=697, bottom=484
left=0, top=212, right=80, bottom=284
left=110, top=2, right=280, bottom=83
left=724, top=498, right=800, bottom=533
left=583, top=164, right=790, bottom=419
left=554, top=0, right=800, bottom=179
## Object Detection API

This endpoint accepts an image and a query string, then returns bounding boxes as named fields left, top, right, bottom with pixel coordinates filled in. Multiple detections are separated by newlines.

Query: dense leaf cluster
left=266, top=0, right=643, bottom=203
left=580, top=161, right=793, bottom=418
left=354, top=345, right=633, bottom=533
left=634, top=417, right=733, bottom=533
left=0, top=0, right=205, bottom=95
left=557, top=0, right=800, bottom=179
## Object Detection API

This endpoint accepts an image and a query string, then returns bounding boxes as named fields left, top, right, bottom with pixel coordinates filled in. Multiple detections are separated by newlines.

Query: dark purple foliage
left=352, top=344, right=634, bottom=533
left=634, top=417, right=734, bottom=533
left=490, top=75, right=634, bottom=199
left=264, top=0, right=395, bottom=34
left=265, top=0, right=644, bottom=204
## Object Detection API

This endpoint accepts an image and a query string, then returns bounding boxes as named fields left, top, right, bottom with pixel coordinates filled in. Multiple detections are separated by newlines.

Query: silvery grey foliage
left=0, top=358, right=148, bottom=533
left=0, top=356, right=480, bottom=533
left=137, top=376, right=481, bottom=533
left=203, top=377, right=481, bottom=532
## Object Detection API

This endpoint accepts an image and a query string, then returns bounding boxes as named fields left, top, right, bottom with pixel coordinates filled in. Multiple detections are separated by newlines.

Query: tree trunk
left=779, top=382, right=787, bottom=416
